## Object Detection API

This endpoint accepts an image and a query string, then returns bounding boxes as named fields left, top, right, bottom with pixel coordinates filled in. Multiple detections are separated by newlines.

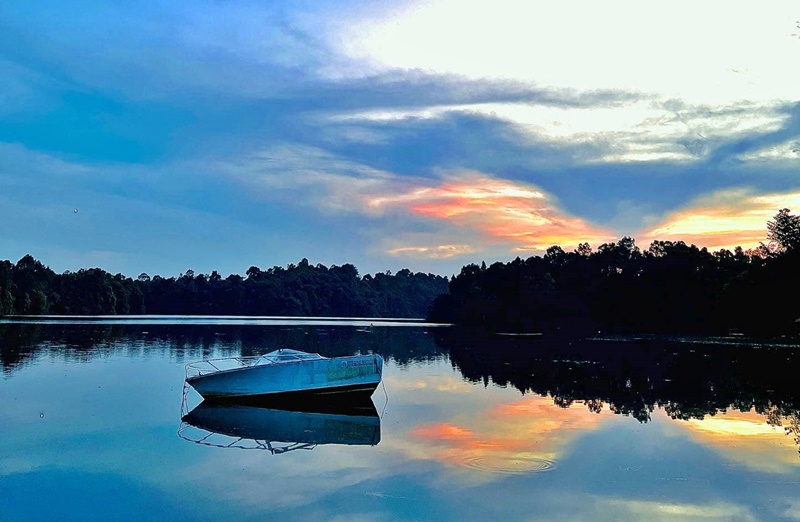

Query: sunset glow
left=640, top=189, right=800, bottom=251
left=368, top=173, right=615, bottom=257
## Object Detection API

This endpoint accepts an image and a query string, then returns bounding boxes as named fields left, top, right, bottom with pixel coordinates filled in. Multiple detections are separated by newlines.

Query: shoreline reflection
left=432, top=331, right=800, bottom=470
left=440, top=332, right=800, bottom=429
left=0, top=321, right=444, bottom=375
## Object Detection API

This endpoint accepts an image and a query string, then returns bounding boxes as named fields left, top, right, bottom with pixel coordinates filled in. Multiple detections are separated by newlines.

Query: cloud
left=332, top=0, right=798, bottom=104
left=5, top=0, right=797, bottom=169
left=638, top=188, right=800, bottom=251
left=708, top=102, right=800, bottom=166
left=217, top=145, right=617, bottom=259
left=367, top=171, right=615, bottom=253
left=0, top=142, right=366, bottom=276
left=387, top=244, right=476, bottom=259
left=319, top=1, right=799, bottom=165
left=739, top=137, right=800, bottom=163
left=215, top=143, right=403, bottom=212
left=326, top=98, right=792, bottom=164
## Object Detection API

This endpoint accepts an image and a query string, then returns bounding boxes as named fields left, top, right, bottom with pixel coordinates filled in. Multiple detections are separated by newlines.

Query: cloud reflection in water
left=405, top=395, right=607, bottom=481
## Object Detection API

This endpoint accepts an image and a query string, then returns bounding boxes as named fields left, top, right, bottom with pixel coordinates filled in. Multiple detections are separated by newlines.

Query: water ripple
left=461, top=454, right=556, bottom=474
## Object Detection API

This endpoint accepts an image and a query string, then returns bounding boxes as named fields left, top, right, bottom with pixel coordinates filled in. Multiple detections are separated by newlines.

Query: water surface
left=2, top=318, right=799, bottom=521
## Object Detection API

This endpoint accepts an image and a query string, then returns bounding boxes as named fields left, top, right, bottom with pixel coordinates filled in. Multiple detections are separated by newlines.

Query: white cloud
left=738, top=138, right=800, bottom=164
left=331, top=0, right=798, bottom=104
left=215, top=143, right=404, bottom=214
left=314, top=1, right=799, bottom=164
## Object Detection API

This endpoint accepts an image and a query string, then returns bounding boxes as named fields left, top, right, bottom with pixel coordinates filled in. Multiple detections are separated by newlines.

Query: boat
left=184, top=349, right=383, bottom=401
left=178, top=399, right=381, bottom=453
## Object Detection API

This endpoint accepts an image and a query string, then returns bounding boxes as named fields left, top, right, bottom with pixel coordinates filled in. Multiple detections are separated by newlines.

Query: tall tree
left=766, top=208, right=800, bottom=254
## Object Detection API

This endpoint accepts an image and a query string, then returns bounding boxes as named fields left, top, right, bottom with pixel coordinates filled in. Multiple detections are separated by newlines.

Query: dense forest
left=429, top=209, right=800, bottom=335
left=3, top=209, right=799, bottom=333
left=0, top=257, right=448, bottom=318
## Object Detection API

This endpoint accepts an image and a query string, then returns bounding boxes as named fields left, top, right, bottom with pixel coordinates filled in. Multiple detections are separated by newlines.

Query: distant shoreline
left=0, top=315, right=452, bottom=327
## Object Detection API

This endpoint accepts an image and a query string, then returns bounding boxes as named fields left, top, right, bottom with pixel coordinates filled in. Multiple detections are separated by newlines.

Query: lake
left=2, top=318, right=800, bottom=521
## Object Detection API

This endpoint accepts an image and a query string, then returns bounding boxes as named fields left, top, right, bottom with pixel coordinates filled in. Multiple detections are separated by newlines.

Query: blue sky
left=1, top=0, right=798, bottom=277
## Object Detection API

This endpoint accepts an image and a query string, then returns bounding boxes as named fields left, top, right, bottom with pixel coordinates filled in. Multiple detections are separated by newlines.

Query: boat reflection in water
left=179, top=397, right=381, bottom=454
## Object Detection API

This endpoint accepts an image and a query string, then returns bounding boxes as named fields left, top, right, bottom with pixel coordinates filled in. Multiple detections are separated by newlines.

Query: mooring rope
left=379, top=378, right=389, bottom=419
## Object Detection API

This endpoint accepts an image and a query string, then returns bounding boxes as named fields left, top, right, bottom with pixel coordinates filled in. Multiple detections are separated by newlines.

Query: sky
left=1, top=0, right=798, bottom=278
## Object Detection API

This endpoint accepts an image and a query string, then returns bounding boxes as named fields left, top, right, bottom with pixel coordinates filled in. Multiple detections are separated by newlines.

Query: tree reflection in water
left=438, top=331, right=800, bottom=457
left=3, top=320, right=799, bottom=457
left=0, top=321, right=445, bottom=375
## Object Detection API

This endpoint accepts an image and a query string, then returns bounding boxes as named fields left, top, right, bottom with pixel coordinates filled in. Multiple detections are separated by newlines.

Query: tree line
left=0, top=257, right=448, bottom=318
left=429, top=209, right=800, bottom=335
left=3, top=208, right=799, bottom=331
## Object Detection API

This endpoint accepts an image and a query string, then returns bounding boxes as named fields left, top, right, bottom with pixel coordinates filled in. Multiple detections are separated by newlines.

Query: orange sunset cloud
left=368, top=172, right=614, bottom=255
left=639, top=189, right=800, bottom=251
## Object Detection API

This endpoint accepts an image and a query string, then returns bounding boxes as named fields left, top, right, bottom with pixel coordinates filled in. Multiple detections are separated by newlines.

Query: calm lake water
left=2, top=317, right=800, bottom=521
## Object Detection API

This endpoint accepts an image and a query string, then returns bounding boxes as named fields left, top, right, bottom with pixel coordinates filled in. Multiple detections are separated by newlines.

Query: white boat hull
left=186, top=354, right=383, bottom=400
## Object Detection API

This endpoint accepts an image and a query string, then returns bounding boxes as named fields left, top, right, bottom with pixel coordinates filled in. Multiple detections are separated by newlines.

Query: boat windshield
left=255, top=350, right=324, bottom=365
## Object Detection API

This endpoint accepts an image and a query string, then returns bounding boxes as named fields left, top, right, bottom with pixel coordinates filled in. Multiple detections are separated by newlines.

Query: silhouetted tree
left=429, top=210, right=800, bottom=335
left=766, top=208, right=800, bottom=254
